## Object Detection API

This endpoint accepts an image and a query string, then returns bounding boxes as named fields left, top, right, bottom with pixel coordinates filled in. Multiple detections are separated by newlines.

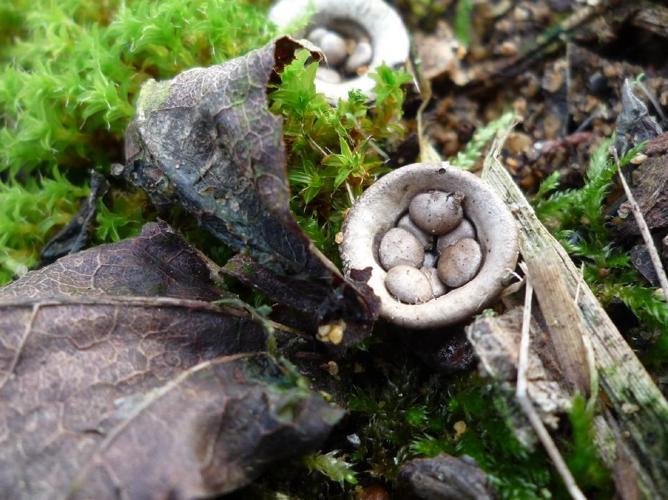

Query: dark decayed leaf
left=0, top=221, right=343, bottom=499
left=122, top=38, right=379, bottom=346
left=616, top=152, right=668, bottom=237
left=614, top=79, right=663, bottom=155
left=223, top=254, right=378, bottom=346
left=40, top=170, right=109, bottom=264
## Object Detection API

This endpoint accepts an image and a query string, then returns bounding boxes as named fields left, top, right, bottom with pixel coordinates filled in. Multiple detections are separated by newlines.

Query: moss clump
left=534, top=140, right=668, bottom=364
left=237, top=339, right=565, bottom=499
left=270, top=50, right=411, bottom=262
left=0, top=170, right=88, bottom=283
left=0, top=0, right=276, bottom=174
left=0, top=0, right=412, bottom=283
left=0, top=0, right=276, bottom=284
left=565, top=396, right=612, bottom=496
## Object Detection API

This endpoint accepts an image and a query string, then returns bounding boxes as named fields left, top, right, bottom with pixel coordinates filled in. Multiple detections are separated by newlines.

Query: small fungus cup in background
left=269, top=0, right=409, bottom=102
left=340, top=163, right=519, bottom=329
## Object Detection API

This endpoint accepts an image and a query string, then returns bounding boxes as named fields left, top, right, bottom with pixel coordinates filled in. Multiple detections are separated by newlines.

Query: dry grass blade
left=482, top=130, right=668, bottom=498
left=515, top=265, right=586, bottom=500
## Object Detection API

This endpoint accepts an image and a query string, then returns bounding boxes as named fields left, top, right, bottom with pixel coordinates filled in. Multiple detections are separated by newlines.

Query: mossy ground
left=1, top=1, right=663, bottom=498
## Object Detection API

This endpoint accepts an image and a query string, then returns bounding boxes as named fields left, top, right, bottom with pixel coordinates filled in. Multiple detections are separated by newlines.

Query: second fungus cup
left=269, top=0, right=409, bottom=102
left=340, top=162, right=519, bottom=329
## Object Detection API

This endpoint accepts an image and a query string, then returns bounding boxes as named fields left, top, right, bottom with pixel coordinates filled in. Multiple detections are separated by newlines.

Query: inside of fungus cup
left=307, top=18, right=373, bottom=80
left=341, top=162, right=519, bottom=328
left=325, top=19, right=369, bottom=44
left=370, top=199, right=488, bottom=302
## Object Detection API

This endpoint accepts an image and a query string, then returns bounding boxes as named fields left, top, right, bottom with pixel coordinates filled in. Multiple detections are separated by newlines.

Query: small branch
left=516, top=266, right=587, bottom=500
left=574, top=262, right=585, bottom=305
left=516, top=263, right=533, bottom=399
left=483, top=132, right=668, bottom=496
left=613, top=148, right=668, bottom=301
left=0, top=296, right=304, bottom=336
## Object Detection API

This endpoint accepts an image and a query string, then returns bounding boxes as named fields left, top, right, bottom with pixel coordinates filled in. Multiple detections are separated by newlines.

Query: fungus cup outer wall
left=268, top=0, right=409, bottom=101
left=340, top=163, right=519, bottom=329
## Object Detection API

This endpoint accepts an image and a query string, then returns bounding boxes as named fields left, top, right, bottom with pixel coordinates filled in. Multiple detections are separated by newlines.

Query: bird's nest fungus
left=341, top=162, right=519, bottom=329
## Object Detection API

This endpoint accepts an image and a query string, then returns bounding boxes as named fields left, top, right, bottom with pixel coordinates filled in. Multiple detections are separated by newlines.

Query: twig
left=612, top=148, right=668, bottom=301
left=516, top=263, right=533, bottom=399
left=516, top=264, right=587, bottom=500
left=574, top=262, right=585, bottom=305
left=484, top=132, right=668, bottom=496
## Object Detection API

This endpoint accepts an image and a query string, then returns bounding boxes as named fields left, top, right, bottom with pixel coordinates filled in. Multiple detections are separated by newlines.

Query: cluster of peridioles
left=379, top=190, right=482, bottom=304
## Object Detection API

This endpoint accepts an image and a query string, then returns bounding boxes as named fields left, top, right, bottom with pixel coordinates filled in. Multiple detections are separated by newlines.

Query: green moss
left=0, top=0, right=276, bottom=285
left=534, top=140, right=668, bottom=364
left=303, top=451, right=358, bottom=486
left=565, top=396, right=612, bottom=496
left=0, top=0, right=276, bottom=175
left=454, top=0, right=475, bottom=48
left=451, top=112, right=514, bottom=170
left=269, top=50, right=411, bottom=262
left=95, top=189, right=148, bottom=243
left=0, top=170, right=88, bottom=284
left=340, top=342, right=559, bottom=498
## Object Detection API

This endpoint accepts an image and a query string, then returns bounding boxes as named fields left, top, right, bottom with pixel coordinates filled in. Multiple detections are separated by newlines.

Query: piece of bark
left=524, top=253, right=591, bottom=394
left=397, top=454, right=495, bottom=500
left=469, top=305, right=648, bottom=499
left=482, top=136, right=668, bottom=498
left=467, top=307, right=571, bottom=429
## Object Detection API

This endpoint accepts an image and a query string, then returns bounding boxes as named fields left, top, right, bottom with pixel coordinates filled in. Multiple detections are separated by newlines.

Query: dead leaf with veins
left=0, top=221, right=343, bottom=499
left=122, top=37, right=379, bottom=346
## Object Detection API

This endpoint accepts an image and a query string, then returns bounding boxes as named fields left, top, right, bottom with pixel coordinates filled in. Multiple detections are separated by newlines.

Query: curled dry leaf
left=0, top=221, right=343, bottom=499
left=122, top=37, right=379, bottom=346
left=40, top=171, right=109, bottom=265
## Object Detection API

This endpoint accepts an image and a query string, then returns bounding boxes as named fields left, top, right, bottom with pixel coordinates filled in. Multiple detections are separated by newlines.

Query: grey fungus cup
left=269, top=0, right=409, bottom=102
left=340, top=163, right=519, bottom=329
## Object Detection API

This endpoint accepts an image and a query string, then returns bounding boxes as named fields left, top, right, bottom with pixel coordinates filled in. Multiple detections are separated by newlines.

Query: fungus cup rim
left=340, top=162, right=519, bottom=329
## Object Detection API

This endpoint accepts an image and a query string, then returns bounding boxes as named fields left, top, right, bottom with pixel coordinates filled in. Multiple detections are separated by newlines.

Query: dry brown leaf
left=0, top=221, right=343, bottom=499
left=121, top=37, right=379, bottom=346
